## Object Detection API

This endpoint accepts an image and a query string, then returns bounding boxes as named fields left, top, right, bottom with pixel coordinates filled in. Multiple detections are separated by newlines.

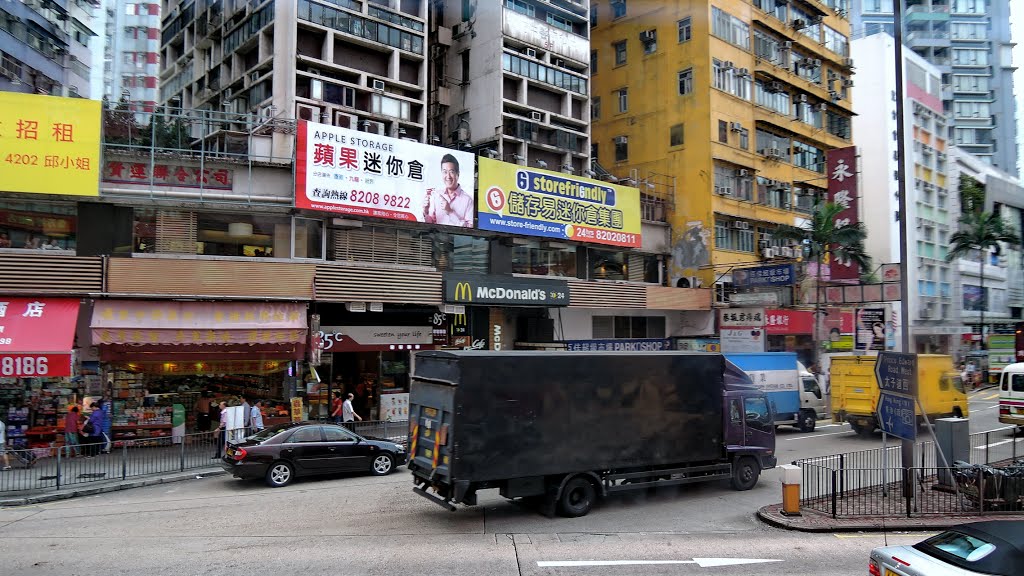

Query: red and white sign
left=827, top=146, right=860, bottom=281
left=0, top=298, right=79, bottom=376
left=764, top=309, right=814, bottom=335
left=295, top=121, right=476, bottom=226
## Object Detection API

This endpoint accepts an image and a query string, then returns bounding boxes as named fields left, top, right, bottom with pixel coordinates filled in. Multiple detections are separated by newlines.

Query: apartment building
left=0, top=0, right=100, bottom=97
left=850, top=0, right=1019, bottom=175
left=103, top=0, right=161, bottom=111
left=852, top=33, right=957, bottom=353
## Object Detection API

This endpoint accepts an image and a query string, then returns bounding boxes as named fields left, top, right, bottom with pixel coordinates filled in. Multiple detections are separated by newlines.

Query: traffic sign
left=877, top=392, right=916, bottom=440
left=875, top=351, right=917, bottom=396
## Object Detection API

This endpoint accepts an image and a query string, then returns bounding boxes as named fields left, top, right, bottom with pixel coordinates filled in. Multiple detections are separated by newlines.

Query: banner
left=476, top=158, right=641, bottom=247
left=0, top=92, right=101, bottom=197
left=855, top=308, right=887, bottom=351
left=827, top=146, right=860, bottom=280
left=295, top=121, right=476, bottom=226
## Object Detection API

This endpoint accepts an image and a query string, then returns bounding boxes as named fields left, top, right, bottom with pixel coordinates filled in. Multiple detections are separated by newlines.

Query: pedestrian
left=212, top=401, right=228, bottom=459
left=240, top=395, right=251, bottom=436
left=331, top=391, right=344, bottom=425
left=99, top=400, right=112, bottom=454
left=84, top=403, right=104, bottom=457
left=343, top=393, right=362, bottom=423
left=195, top=391, right=212, bottom=432
left=64, top=405, right=82, bottom=457
left=0, top=415, right=10, bottom=470
left=250, top=400, right=264, bottom=433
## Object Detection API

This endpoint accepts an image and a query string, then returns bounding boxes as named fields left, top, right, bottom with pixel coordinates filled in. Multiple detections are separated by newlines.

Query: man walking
left=250, top=400, right=265, bottom=433
left=343, top=393, right=362, bottom=423
left=212, top=401, right=228, bottom=459
left=331, top=391, right=344, bottom=425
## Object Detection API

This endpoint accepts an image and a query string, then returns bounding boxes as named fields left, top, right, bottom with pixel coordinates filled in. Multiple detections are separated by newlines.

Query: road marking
left=980, top=437, right=1024, bottom=450
left=785, top=430, right=853, bottom=441
left=984, top=393, right=1000, bottom=400
left=537, top=558, right=783, bottom=568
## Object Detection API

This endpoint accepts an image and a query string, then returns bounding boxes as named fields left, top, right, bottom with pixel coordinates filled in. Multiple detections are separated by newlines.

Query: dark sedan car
left=221, top=422, right=407, bottom=487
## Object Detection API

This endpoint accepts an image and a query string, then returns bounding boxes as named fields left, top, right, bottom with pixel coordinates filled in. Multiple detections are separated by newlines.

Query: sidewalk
left=0, top=466, right=226, bottom=507
left=756, top=502, right=1021, bottom=532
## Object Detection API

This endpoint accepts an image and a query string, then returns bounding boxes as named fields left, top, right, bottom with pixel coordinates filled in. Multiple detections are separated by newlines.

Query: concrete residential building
left=850, top=0, right=1019, bottom=175
left=104, top=0, right=161, bottom=111
left=0, top=0, right=100, bottom=97
left=852, top=33, right=957, bottom=353
left=428, top=0, right=591, bottom=173
left=591, top=0, right=855, bottom=296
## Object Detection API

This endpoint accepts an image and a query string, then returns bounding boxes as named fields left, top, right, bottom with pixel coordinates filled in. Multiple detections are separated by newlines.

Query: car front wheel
left=266, top=461, right=294, bottom=487
left=371, top=453, right=394, bottom=476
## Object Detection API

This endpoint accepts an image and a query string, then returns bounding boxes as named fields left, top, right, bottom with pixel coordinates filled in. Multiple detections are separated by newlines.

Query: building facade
left=103, top=0, right=161, bottom=111
left=852, top=33, right=957, bottom=353
left=850, top=0, right=1019, bottom=175
left=0, top=0, right=99, bottom=97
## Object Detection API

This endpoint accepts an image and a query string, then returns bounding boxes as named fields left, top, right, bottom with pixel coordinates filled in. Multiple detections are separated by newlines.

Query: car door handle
left=328, top=447, right=336, bottom=452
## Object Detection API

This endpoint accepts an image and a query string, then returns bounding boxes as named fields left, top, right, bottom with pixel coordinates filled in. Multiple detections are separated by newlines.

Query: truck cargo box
left=411, top=350, right=727, bottom=483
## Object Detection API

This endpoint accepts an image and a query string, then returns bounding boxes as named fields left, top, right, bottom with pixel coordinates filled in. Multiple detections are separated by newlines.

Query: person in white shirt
left=250, top=400, right=264, bottom=433
left=342, top=393, right=362, bottom=423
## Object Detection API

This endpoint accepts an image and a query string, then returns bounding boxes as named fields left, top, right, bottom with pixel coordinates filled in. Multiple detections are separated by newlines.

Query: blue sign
left=732, top=264, right=796, bottom=288
left=874, top=352, right=917, bottom=396
left=564, top=339, right=673, bottom=352
left=877, top=392, right=917, bottom=440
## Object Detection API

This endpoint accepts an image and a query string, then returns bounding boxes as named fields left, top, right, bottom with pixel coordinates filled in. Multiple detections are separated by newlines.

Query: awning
left=91, top=300, right=308, bottom=361
left=0, top=298, right=80, bottom=377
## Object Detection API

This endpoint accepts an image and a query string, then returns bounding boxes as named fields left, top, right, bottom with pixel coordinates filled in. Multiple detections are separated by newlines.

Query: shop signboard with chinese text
left=764, top=309, right=814, bottom=335
left=733, top=264, right=796, bottom=288
left=103, top=162, right=233, bottom=190
left=443, top=273, right=570, bottom=306
left=295, top=121, right=475, bottom=225
left=0, top=298, right=80, bottom=377
left=0, top=92, right=101, bottom=197
left=827, top=146, right=859, bottom=280
left=564, top=339, right=673, bottom=351
left=719, top=308, right=765, bottom=328
left=720, top=329, right=765, bottom=353
left=476, top=157, right=642, bottom=247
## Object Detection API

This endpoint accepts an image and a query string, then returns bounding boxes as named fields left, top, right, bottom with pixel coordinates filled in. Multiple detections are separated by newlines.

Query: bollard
left=780, top=464, right=801, bottom=516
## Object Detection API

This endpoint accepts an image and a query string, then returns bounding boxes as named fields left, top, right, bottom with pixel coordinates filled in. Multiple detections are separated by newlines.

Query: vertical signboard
left=856, top=307, right=887, bottom=351
left=827, top=146, right=860, bottom=280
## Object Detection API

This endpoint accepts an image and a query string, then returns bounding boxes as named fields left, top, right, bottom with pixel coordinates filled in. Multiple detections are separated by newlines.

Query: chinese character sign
left=103, top=162, right=233, bottom=190
left=719, top=308, right=765, bottom=328
left=295, top=121, right=476, bottom=226
left=0, top=93, right=101, bottom=197
left=477, top=158, right=642, bottom=248
left=827, top=146, right=859, bottom=280
left=732, top=264, right=795, bottom=288
left=764, top=309, right=814, bottom=335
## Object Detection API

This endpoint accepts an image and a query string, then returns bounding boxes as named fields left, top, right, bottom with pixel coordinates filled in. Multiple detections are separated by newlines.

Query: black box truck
left=408, top=351, right=777, bottom=517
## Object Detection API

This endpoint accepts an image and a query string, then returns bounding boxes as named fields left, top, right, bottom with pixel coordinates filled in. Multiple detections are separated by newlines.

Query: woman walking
left=64, top=406, right=82, bottom=457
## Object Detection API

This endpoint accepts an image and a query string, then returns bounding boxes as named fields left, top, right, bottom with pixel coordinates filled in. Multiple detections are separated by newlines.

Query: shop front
left=90, top=300, right=308, bottom=438
left=764, top=309, right=816, bottom=366
left=0, top=298, right=81, bottom=452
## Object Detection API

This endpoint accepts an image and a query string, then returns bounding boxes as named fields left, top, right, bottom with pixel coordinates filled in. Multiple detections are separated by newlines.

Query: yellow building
left=591, top=0, right=855, bottom=295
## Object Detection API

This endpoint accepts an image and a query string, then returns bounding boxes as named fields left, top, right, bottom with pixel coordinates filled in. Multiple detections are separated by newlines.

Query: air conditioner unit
left=819, top=103, right=828, bottom=111
left=737, top=68, right=750, bottom=77
left=456, top=127, right=470, bottom=141
left=792, top=18, right=807, bottom=29
left=530, top=111, right=543, bottom=121
left=333, top=111, right=357, bottom=129
left=732, top=221, right=749, bottom=230
left=782, top=41, right=793, bottom=50
left=813, top=59, right=822, bottom=66
left=767, top=147, right=782, bottom=158
left=372, top=79, right=385, bottom=91
left=554, top=58, right=565, bottom=67
left=362, top=120, right=385, bottom=135
left=716, top=186, right=732, bottom=196
left=640, top=30, right=656, bottom=43
left=766, top=81, right=784, bottom=93
left=780, top=247, right=794, bottom=258
left=798, top=94, right=808, bottom=102
left=736, top=168, right=750, bottom=177
left=524, top=47, right=537, bottom=58
left=730, top=122, right=743, bottom=132
left=296, top=103, right=320, bottom=122
left=723, top=61, right=735, bottom=69
left=843, top=57, right=855, bottom=68
left=762, top=247, right=777, bottom=259
left=249, top=71, right=260, bottom=82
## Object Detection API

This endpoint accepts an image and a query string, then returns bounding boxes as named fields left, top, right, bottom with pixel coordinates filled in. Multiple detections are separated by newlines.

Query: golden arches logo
left=453, top=282, right=473, bottom=302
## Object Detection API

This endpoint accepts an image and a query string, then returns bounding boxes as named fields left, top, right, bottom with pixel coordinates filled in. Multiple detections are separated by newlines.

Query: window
left=954, top=101, right=990, bottom=119
left=590, top=3, right=597, bottom=27
left=592, top=315, right=666, bottom=338
left=823, top=26, right=848, bottom=57
left=641, top=30, right=657, bottom=54
left=756, top=129, right=790, bottom=160
left=0, top=201, right=77, bottom=251
left=729, top=399, right=743, bottom=424
left=711, top=6, right=750, bottom=50
left=678, top=68, right=693, bottom=95
left=590, top=50, right=597, bottom=74
left=744, top=397, right=772, bottom=432
left=792, top=141, right=825, bottom=173
left=677, top=17, right=691, bottom=43
left=718, top=120, right=729, bottom=143
left=503, top=53, right=588, bottom=94
left=755, top=80, right=791, bottom=115
left=286, top=426, right=323, bottom=443
left=613, top=40, right=627, bottom=65
left=547, top=13, right=573, bottom=32
left=293, top=217, right=324, bottom=259
left=714, top=163, right=754, bottom=202
left=134, top=210, right=291, bottom=257
left=712, top=59, right=751, bottom=100
left=322, top=426, right=357, bottom=442
left=616, top=88, right=628, bottom=112
left=591, top=96, right=601, bottom=119
left=614, top=136, right=628, bottom=161
left=739, top=129, right=749, bottom=150
left=611, top=0, right=626, bottom=19
left=432, top=233, right=489, bottom=273
left=512, top=240, right=577, bottom=276
left=504, top=0, right=534, bottom=17
left=1012, top=374, right=1024, bottom=393
left=670, top=124, right=684, bottom=146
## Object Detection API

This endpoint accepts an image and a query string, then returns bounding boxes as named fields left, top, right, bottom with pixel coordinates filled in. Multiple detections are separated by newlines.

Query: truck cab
left=799, top=367, right=827, bottom=431
left=723, top=360, right=777, bottom=475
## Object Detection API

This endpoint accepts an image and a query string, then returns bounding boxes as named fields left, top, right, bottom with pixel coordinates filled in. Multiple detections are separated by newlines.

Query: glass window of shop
left=589, top=249, right=660, bottom=282
left=433, top=233, right=489, bottom=273
left=593, top=315, right=667, bottom=338
left=133, top=209, right=295, bottom=257
left=0, top=201, right=77, bottom=251
left=512, top=241, right=577, bottom=277
left=325, top=351, right=409, bottom=422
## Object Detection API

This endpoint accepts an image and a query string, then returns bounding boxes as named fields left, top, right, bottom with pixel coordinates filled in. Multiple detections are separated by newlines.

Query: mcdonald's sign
left=443, top=273, right=570, bottom=306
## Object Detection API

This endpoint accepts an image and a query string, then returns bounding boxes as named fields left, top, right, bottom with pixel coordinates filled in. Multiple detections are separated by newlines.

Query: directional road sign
left=877, top=392, right=916, bottom=441
left=874, top=351, right=918, bottom=396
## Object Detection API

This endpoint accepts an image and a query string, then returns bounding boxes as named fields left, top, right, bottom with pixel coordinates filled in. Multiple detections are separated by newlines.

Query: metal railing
left=1, top=419, right=408, bottom=496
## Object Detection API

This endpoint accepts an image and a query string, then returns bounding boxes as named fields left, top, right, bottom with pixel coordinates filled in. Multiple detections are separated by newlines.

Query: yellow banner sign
left=0, top=92, right=101, bottom=196
left=476, top=158, right=642, bottom=247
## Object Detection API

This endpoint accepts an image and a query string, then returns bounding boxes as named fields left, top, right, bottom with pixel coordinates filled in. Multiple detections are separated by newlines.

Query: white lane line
left=784, top=430, right=853, bottom=441
left=537, top=558, right=783, bottom=568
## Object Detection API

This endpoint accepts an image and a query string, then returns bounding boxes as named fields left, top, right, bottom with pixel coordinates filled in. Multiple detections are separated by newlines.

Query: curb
left=0, top=468, right=227, bottom=507
left=755, top=504, right=979, bottom=533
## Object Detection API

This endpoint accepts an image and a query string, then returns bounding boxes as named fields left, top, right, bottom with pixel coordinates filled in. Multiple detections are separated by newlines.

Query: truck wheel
left=731, top=456, right=760, bottom=491
left=850, top=422, right=873, bottom=437
left=798, top=411, right=817, bottom=433
left=558, top=477, right=597, bottom=517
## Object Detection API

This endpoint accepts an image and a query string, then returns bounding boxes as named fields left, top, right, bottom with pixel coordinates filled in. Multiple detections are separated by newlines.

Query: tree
left=774, top=202, right=872, bottom=363
left=959, top=174, right=986, bottom=215
left=945, top=210, right=1021, bottom=349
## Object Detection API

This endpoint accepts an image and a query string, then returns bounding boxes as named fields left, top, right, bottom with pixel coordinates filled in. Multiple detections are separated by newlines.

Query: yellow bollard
left=780, top=464, right=802, bottom=516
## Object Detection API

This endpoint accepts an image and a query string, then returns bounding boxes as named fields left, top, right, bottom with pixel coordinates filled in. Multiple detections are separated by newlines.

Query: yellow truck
left=830, top=354, right=968, bottom=436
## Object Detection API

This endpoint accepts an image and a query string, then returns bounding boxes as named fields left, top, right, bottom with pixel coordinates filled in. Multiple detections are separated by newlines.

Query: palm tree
left=945, top=210, right=1021, bottom=350
left=774, top=202, right=872, bottom=364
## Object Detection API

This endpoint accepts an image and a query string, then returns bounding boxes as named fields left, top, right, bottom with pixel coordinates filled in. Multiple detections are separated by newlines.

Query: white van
left=998, top=362, right=1024, bottom=427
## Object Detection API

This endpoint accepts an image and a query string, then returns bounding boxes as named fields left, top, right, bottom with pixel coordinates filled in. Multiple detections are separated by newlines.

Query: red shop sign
left=764, top=309, right=814, bottom=335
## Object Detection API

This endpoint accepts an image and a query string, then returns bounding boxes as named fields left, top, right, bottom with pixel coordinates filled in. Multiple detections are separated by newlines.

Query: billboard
left=0, top=92, right=101, bottom=197
left=295, top=121, right=476, bottom=226
left=855, top=307, right=887, bottom=351
left=827, top=146, right=860, bottom=280
left=476, top=158, right=641, bottom=247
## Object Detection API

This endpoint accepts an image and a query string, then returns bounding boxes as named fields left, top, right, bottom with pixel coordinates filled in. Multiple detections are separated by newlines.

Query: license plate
left=225, top=448, right=234, bottom=456
left=885, top=569, right=901, bottom=576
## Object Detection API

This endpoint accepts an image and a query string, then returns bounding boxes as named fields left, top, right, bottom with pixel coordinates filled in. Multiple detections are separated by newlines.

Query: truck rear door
left=408, top=381, right=453, bottom=488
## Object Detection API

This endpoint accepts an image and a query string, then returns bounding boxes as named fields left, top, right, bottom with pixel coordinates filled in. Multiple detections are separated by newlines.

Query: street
left=0, top=389, right=1011, bottom=576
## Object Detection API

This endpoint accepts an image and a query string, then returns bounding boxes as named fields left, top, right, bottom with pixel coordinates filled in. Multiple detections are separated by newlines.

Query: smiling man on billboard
left=423, top=154, right=472, bottom=227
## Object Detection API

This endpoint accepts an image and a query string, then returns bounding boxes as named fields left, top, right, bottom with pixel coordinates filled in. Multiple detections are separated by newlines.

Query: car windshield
left=917, top=530, right=998, bottom=563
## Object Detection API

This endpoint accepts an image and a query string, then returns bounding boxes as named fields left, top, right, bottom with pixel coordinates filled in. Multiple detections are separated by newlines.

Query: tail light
left=868, top=561, right=881, bottom=576
left=1000, top=405, right=1010, bottom=415
left=232, top=448, right=247, bottom=461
